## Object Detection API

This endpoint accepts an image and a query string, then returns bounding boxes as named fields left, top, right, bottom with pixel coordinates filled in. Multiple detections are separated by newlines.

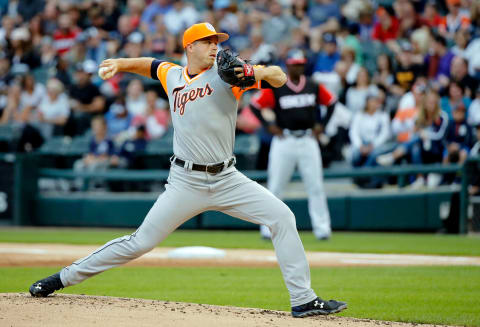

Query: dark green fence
left=9, top=153, right=478, bottom=233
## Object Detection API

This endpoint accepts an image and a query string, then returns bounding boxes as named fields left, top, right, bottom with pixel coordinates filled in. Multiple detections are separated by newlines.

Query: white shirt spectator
left=398, top=91, right=415, bottom=111
left=349, top=110, right=390, bottom=149
left=468, top=97, right=480, bottom=126
left=345, top=85, right=378, bottom=114
left=163, top=4, right=199, bottom=35
left=38, top=93, right=70, bottom=121
left=19, top=83, right=45, bottom=111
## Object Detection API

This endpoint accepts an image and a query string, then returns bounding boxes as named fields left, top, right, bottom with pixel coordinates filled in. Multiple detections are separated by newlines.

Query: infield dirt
left=0, top=293, right=454, bottom=327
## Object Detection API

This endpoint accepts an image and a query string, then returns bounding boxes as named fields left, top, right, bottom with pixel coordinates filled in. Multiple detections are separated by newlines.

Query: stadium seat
left=38, top=136, right=72, bottom=155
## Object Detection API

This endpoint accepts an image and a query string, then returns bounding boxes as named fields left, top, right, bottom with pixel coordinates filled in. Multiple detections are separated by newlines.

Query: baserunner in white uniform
left=28, top=22, right=347, bottom=318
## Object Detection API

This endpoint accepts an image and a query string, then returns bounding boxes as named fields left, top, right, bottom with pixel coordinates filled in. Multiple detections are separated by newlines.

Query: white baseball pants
left=260, top=135, right=331, bottom=239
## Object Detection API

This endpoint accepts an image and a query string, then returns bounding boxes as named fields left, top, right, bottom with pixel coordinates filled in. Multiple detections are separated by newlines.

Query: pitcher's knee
left=268, top=204, right=296, bottom=231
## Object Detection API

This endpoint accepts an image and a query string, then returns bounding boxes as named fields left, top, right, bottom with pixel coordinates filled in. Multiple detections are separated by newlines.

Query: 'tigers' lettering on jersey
left=172, top=83, right=214, bottom=115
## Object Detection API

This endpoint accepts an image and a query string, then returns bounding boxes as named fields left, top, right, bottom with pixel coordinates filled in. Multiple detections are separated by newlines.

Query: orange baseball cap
left=182, top=22, right=229, bottom=48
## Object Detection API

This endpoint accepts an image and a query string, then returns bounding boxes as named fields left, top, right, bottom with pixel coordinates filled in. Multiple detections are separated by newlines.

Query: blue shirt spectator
left=140, top=0, right=173, bottom=33
left=105, top=101, right=132, bottom=140
left=312, top=33, right=340, bottom=73
left=308, top=0, right=340, bottom=28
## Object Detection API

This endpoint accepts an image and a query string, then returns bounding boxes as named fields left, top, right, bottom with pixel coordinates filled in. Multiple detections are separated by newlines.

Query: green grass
left=3, top=266, right=479, bottom=326
left=1, top=227, right=480, bottom=256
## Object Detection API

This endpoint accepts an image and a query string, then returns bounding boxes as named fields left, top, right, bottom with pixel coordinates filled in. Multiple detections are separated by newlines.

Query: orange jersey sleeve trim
left=231, top=80, right=262, bottom=100
left=157, top=62, right=177, bottom=93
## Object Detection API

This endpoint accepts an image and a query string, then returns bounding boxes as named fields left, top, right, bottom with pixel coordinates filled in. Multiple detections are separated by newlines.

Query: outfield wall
left=5, top=153, right=475, bottom=232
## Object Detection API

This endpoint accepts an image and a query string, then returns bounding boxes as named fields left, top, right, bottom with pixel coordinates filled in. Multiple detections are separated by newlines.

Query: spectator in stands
left=163, top=0, right=199, bottom=36
left=262, top=1, right=298, bottom=45
left=125, top=0, right=145, bottom=31
left=113, top=15, right=136, bottom=48
left=0, top=83, right=20, bottom=125
left=394, top=0, right=423, bottom=39
left=125, top=79, right=147, bottom=116
left=339, top=47, right=360, bottom=85
left=53, top=13, right=81, bottom=56
left=349, top=92, right=390, bottom=169
left=377, top=88, right=423, bottom=167
left=444, top=104, right=472, bottom=165
left=0, top=54, right=12, bottom=117
left=145, top=15, right=175, bottom=58
left=468, top=124, right=480, bottom=196
left=398, top=76, right=428, bottom=112
left=67, top=60, right=106, bottom=136
left=225, top=11, right=251, bottom=53
left=441, top=81, right=471, bottom=120
left=17, top=74, right=45, bottom=124
left=130, top=90, right=169, bottom=140
left=312, top=33, right=340, bottom=74
left=7, top=26, right=41, bottom=74
left=308, top=0, right=340, bottom=29
left=391, top=42, right=424, bottom=96
left=415, top=90, right=449, bottom=166
left=372, top=6, right=399, bottom=44
left=439, top=0, right=471, bottom=40
left=422, top=0, right=444, bottom=29
left=140, top=0, right=172, bottom=34
left=468, top=86, right=480, bottom=126
left=111, top=125, right=148, bottom=170
left=425, top=34, right=455, bottom=83
left=345, top=67, right=377, bottom=114
left=104, top=95, right=132, bottom=144
left=372, top=53, right=394, bottom=91
left=84, top=27, right=108, bottom=66
left=96, top=0, right=122, bottom=32
left=451, top=29, right=471, bottom=58
left=122, top=31, right=147, bottom=59
left=73, top=115, right=115, bottom=189
left=449, top=56, right=478, bottom=99
left=34, top=77, right=70, bottom=140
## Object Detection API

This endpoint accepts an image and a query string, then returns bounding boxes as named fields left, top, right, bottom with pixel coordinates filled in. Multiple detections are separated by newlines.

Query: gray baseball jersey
left=158, top=61, right=259, bottom=164
left=59, top=60, right=318, bottom=307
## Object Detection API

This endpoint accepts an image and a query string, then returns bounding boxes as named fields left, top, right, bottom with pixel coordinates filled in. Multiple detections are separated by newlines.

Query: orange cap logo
left=183, top=22, right=229, bottom=48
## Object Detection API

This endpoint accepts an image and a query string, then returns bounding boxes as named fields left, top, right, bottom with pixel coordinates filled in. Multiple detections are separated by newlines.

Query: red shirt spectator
left=53, top=14, right=81, bottom=56
left=372, top=7, right=400, bottom=43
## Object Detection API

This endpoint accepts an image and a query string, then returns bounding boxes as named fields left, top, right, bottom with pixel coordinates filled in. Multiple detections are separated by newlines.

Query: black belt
left=284, top=129, right=311, bottom=138
left=172, top=157, right=235, bottom=174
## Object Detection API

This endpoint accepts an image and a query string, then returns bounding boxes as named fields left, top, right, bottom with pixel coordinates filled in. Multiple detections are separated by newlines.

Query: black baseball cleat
left=291, top=297, right=347, bottom=318
left=29, top=272, right=64, bottom=297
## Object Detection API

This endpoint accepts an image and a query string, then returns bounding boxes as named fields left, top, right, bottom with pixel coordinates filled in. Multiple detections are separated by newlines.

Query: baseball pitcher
left=28, top=23, right=346, bottom=318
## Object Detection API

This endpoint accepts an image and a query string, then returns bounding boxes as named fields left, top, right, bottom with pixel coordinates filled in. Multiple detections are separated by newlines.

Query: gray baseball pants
left=60, top=163, right=318, bottom=306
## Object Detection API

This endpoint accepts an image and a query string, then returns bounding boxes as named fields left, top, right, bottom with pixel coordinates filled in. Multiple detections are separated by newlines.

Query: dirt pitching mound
left=1, top=293, right=451, bottom=327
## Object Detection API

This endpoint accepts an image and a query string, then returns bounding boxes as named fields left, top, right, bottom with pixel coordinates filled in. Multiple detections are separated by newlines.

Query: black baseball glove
left=217, top=49, right=256, bottom=89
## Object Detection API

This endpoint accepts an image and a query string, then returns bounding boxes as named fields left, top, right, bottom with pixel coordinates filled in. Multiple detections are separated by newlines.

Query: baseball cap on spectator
left=127, top=31, right=144, bottom=44
left=76, top=59, right=97, bottom=74
left=286, top=49, right=307, bottom=65
left=322, top=33, right=336, bottom=44
left=182, top=22, right=229, bottom=48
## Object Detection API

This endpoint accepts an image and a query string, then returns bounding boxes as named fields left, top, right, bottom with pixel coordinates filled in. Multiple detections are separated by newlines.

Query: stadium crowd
left=1, top=0, right=480, bottom=191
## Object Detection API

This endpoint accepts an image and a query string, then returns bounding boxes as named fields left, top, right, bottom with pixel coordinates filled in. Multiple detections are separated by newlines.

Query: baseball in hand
left=98, top=67, right=110, bottom=80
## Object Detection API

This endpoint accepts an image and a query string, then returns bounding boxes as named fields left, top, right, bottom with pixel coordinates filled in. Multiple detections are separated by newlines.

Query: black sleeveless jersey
left=253, top=76, right=335, bottom=130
